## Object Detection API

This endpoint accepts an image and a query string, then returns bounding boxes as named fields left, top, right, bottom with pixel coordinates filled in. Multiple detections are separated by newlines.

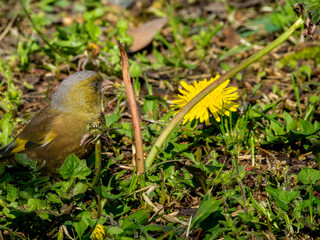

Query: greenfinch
left=0, top=70, right=112, bottom=175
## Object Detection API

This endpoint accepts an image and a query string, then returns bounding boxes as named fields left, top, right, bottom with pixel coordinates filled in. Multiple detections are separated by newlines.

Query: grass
left=0, top=0, right=320, bottom=239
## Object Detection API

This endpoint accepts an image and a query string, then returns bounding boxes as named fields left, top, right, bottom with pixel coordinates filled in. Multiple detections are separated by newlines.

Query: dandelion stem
left=145, top=16, right=304, bottom=169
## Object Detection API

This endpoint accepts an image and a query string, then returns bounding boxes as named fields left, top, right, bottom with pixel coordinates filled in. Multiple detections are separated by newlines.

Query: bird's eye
left=90, top=80, right=101, bottom=90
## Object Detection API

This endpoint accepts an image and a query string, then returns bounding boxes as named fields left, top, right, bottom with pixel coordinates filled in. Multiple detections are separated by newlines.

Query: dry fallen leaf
left=128, top=17, right=169, bottom=53
left=204, top=2, right=227, bottom=19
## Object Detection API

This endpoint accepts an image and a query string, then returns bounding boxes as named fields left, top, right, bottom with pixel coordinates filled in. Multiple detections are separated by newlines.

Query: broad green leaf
left=310, top=95, right=320, bottom=104
left=55, top=40, right=82, bottom=48
left=104, top=204, right=131, bottom=219
left=117, top=18, right=129, bottom=34
left=191, top=197, right=221, bottom=228
left=3, top=207, right=16, bottom=219
left=142, top=98, right=157, bottom=116
left=300, top=65, right=311, bottom=80
left=172, top=142, right=191, bottom=152
left=120, top=209, right=151, bottom=231
left=85, top=21, right=101, bottom=41
left=299, top=119, right=314, bottom=135
left=6, top=184, right=19, bottom=203
left=15, top=153, right=37, bottom=170
left=101, top=185, right=123, bottom=199
left=283, top=111, right=296, bottom=131
left=74, top=220, right=89, bottom=238
left=32, top=14, right=52, bottom=27
left=72, top=182, right=88, bottom=196
left=153, top=49, right=165, bottom=67
left=108, top=226, right=123, bottom=235
left=37, top=211, right=49, bottom=220
left=298, top=168, right=320, bottom=185
left=265, top=186, right=299, bottom=211
left=59, top=154, right=91, bottom=180
left=0, top=113, right=14, bottom=145
left=46, top=193, right=62, bottom=204
left=105, top=113, right=121, bottom=127
left=83, top=8, right=104, bottom=21
left=185, top=165, right=207, bottom=193
left=182, top=152, right=195, bottom=161
left=129, top=61, right=142, bottom=78
left=52, top=179, right=74, bottom=199
left=270, top=120, right=285, bottom=135
left=26, top=198, right=42, bottom=211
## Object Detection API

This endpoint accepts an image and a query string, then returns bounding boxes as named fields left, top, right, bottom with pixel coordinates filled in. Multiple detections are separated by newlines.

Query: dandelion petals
left=171, top=75, right=239, bottom=124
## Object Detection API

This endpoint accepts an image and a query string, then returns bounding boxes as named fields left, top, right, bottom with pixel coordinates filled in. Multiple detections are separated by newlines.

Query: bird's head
left=51, top=71, right=111, bottom=118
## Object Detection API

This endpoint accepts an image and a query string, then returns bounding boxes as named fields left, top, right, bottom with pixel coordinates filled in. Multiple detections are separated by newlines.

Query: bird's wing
left=0, top=107, right=60, bottom=158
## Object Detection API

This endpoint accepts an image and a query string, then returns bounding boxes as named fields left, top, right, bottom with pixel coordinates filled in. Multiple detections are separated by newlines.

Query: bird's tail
left=0, top=143, right=15, bottom=161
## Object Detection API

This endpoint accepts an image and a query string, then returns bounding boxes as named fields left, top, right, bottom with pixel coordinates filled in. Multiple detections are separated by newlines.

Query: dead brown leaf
left=204, top=2, right=227, bottom=19
left=128, top=17, right=169, bottom=53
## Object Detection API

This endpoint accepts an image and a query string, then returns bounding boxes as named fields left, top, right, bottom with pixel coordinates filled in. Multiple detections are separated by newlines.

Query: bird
left=0, top=70, right=113, bottom=175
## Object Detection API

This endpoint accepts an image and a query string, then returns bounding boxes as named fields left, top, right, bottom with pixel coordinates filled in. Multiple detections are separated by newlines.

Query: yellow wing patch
left=10, top=138, right=28, bottom=153
left=39, top=131, right=57, bottom=147
left=10, top=131, right=57, bottom=154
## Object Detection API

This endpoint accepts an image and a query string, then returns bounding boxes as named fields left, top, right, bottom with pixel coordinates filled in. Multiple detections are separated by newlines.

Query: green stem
left=234, top=156, right=247, bottom=207
left=91, top=139, right=101, bottom=187
left=19, top=0, right=59, bottom=55
left=145, top=16, right=304, bottom=169
left=309, top=185, right=313, bottom=223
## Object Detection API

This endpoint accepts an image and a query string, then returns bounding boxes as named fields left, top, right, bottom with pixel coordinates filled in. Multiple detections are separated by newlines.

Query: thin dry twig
left=142, top=186, right=189, bottom=226
left=116, top=41, right=144, bottom=173
left=125, top=183, right=158, bottom=197
left=0, top=12, right=18, bottom=42
left=62, top=225, right=75, bottom=240
left=186, top=215, right=192, bottom=237
left=118, top=164, right=135, bottom=170
left=0, top=230, right=4, bottom=240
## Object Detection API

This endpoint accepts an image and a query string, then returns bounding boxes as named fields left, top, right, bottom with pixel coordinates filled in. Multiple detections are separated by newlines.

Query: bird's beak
left=102, top=79, right=114, bottom=93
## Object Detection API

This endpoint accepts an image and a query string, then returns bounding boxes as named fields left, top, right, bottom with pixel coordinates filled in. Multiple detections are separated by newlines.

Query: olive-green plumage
left=0, top=70, right=108, bottom=175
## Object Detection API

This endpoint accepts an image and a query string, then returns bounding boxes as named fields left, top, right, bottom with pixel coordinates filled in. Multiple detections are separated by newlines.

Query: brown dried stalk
left=116, top=41, right=144, bottom=173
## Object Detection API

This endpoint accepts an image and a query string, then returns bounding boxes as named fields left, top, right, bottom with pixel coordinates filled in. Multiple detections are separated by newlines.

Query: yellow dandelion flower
left=171, top=75, right=239, bottom=124
left=90, top=224, right=106, bottom=240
